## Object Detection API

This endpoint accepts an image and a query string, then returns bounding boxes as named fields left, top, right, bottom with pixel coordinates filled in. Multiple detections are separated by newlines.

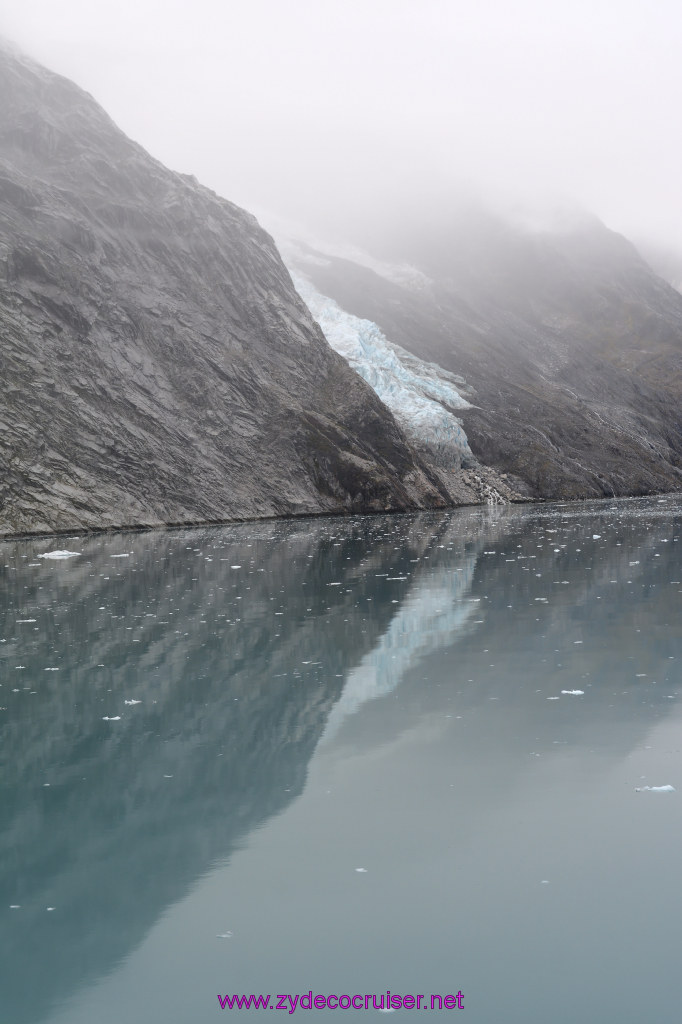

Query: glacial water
left=2, top=496, right=682, bottom=1024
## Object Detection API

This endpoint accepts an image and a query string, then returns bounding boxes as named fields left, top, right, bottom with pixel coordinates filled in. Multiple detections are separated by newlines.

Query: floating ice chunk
left=377, top=1009, right=396, bottom=1013
left=355, top=867, right=368, bottom=873
left=38, top=550, right=80, bottom=560
left=102, top=716, right=121, bottom=721
left=216, top=932, right=233, bottom=939
left=546, top=696, right=560, bottom=700
left=561, top=690, right=584, bottom=695
left=46, top=907, right=55, bottom=911
left=110, top=553, right=130, bottom=558
left=16, top=619, right=36, bottom=623
left=635, top=785, right=675, bottom=792
left=124, top=699, right=141, bottom=705
left=9, top=905, right=20, bottom=909
left=592, top=535, right=601, bottom=539
left=541, top=880, right=550, bottom=884
left=230, top=565, right=242, bottom=569
left=44, top=668, right=59, bottom=671
left=163, top=774, right=173, bottom=778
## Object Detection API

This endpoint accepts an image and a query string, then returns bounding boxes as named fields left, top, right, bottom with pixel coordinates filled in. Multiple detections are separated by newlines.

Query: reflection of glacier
left=292, top=272, right=473, bottom=466
left=321, top=558, right=477, bottom=742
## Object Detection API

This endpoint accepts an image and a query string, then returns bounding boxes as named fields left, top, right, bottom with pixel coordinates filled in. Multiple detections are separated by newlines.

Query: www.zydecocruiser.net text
left=217, top=992, right=465, bottom=1012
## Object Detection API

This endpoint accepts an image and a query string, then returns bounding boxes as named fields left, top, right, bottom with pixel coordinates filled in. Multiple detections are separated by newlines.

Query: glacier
left=291, top=272, right=474, bottom=468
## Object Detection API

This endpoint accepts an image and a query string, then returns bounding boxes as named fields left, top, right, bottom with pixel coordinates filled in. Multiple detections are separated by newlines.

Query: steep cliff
left=0, top=44, right=457, bottom=537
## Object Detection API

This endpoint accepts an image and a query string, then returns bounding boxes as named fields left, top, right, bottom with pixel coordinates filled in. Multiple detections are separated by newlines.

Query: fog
left=1, top=0, right=681, bottom=250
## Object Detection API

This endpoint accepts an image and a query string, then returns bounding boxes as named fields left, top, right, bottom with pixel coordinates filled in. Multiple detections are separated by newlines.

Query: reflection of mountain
left=2, top=502, right=681, bottom=1022
left=321, top=548, right=477, bottom=741
left=315, top=499, right=682, bottom=767
left=0, top=519, right=423, bottom=1024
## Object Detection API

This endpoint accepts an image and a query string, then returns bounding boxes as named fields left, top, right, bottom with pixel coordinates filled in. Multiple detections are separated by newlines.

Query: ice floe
left=37, top=550, right=80, bottom=559
left=635, top=785, right=675, bottom=792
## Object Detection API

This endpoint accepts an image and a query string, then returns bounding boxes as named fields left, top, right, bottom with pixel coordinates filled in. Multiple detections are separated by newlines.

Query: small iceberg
left=635, top=785, right=675, bottom=792
left=102, top=716, right=121, bottom=721
left=561, top=689, right=584, bottom=695
left=38, top=550, right=81, bottom=560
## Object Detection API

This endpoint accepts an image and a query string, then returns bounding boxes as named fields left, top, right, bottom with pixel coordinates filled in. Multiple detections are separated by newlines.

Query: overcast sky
left=1, top=0, right=681, bottom=247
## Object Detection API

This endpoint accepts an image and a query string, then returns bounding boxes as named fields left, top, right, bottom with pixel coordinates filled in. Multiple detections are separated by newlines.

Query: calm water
left=2, top=497, right=682, bottom=1023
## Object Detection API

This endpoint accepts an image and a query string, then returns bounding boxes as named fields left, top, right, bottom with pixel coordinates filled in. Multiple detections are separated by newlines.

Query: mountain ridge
left=0, top=45, right=500, bottom=538
left=282, top=211, right=682, bottom=500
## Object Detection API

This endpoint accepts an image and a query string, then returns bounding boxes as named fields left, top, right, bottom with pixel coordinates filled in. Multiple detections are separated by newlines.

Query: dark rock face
left=0, top=45, right=456, bottom=537
left=286, top=209, right=682, bottom=500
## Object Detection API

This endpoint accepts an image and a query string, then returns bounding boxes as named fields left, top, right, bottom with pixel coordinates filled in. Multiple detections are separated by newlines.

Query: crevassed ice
left=292, top=273, right=473, bottom=464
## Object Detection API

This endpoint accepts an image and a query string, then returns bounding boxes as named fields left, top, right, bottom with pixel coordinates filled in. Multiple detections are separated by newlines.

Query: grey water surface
left=2, top=496, right=682, bottom=1024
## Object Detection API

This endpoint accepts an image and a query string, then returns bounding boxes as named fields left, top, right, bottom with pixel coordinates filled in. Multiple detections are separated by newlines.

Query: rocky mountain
left=0, top=44, right=490, bottom=539
left=283, top=205, right=682, bottom=500
left=637, top=240, right=682, bottom=294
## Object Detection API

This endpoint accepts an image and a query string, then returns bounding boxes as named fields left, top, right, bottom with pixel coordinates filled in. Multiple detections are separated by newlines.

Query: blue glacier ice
left=291, top=273, right=474, bottom=467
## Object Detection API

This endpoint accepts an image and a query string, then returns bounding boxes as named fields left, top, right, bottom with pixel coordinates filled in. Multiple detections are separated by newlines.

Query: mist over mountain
left=3, top=32, right=682, bottom=534
left=636, top=240, right=682, bottom=294
left=0, top=43, right=498, bottom=537
left=281, top=202, right=682, bottom=499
